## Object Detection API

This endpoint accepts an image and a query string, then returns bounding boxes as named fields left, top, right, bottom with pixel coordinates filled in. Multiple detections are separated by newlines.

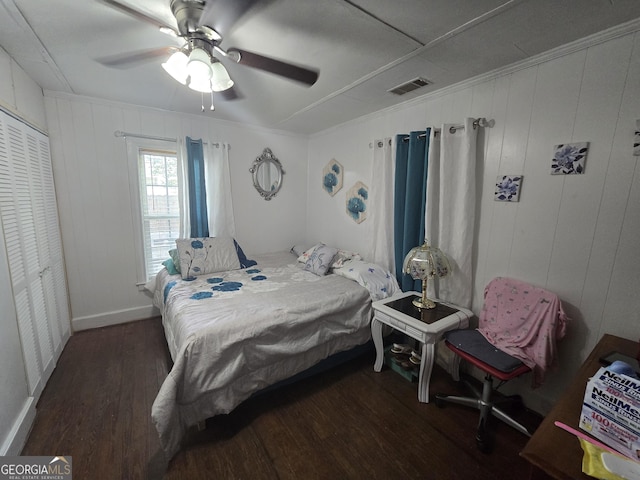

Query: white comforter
left=150, top=251, right=374, bottom=458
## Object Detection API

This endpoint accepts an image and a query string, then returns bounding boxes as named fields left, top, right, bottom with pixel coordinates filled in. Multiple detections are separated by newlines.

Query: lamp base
left=412, top=296, right=436, bottom=309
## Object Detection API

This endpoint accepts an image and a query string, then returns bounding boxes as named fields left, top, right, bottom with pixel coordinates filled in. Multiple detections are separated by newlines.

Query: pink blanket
left=478, top=277, right=569, bottom=387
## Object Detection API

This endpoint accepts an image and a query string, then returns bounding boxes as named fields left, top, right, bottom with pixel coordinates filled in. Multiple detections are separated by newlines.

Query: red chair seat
left=445, top=339, right=531, bottom=382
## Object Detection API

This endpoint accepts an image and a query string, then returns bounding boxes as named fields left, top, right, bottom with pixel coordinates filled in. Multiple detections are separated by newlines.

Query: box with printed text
left=579, top=366, right=640, bottom=461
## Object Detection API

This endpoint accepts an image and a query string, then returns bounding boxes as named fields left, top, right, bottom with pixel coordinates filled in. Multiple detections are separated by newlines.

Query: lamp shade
left=403, top=241, right=450, bottom=280
left=163, top=47, right=233, bottom=95
left=188, top=76, right=213, bottom=93
left=187, top=47, right=212, bottom=80
left=210, top=61, right=234, bottom=92
left=185, top=47, right=213, bottom=93
left=402, top=240, right=450, bottom=309
left=161, top=51, right=189, bottom=85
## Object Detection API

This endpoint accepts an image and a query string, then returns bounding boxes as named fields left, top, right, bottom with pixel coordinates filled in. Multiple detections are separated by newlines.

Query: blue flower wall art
left=495, top=175, right=522, bottom=202
left=346, top=181, right=368, bottom=223
left=551, top=142, right=589, bottom=174
left=322, top=158, right=343, bottom=196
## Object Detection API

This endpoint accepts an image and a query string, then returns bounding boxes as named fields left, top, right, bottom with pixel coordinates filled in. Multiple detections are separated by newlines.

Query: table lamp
left=402, top=240, right=451, bottom=309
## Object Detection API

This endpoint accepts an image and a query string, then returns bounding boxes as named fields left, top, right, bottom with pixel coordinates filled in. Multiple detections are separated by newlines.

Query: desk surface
left=520, top=334, right=639, bottom=479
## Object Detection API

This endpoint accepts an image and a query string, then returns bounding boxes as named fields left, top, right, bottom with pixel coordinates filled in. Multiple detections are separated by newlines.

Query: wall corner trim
left=0, top=397, right=36, bottom=456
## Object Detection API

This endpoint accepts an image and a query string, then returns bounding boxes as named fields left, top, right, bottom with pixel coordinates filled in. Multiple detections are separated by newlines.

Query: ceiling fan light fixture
left=161, top=50, right=189, bottom=84
left=188, top=77, right=213, bottom=93
left=187, top=47, right=213, bottom=81
left=210, top=61, right=234, bottom=92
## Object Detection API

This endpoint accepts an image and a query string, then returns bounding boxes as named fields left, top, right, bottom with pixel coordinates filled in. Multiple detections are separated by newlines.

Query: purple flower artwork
left=551, top=142, right=589, bottom=175
left=494, top=175, right=522, bottom=202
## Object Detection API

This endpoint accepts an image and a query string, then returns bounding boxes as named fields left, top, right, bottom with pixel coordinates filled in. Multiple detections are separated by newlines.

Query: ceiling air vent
left=388, top=77, right=431, bottom=96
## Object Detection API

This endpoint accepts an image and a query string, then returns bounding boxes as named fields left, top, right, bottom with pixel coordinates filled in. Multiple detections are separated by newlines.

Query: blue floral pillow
left=175, top=237, right=240, bottom=279
left=304, top=245, right=338, bottom=276
left=233, top=239, right=257, bottom=268
left=297, top=243, right=323, bottom=263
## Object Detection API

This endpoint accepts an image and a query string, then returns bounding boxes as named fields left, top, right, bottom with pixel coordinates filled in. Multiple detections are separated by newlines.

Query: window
left=137, top=148, right=180, bottom=279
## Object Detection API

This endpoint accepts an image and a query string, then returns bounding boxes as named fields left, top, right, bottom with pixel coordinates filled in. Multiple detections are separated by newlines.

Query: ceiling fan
left=98, top=0, right=319, bottom=100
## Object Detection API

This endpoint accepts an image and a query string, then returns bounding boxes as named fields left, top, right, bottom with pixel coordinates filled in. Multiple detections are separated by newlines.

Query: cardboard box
left=579, top=366, right=640, bottom=461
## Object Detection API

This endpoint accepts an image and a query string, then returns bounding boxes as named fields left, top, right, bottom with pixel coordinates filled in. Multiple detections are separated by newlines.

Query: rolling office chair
left=434, top=277, right=568, bottom=453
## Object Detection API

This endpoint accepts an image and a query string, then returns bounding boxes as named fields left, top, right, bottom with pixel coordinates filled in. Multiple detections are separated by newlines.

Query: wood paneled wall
left=41, top=25, right=640, bottom=413
left=307, top=29, right=640, bottom=413
left=44, top=96, right=309, bottom=331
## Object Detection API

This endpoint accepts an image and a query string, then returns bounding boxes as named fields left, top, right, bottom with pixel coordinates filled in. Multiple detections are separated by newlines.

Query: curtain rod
left=401, top=117, right=490, bottom=142
left=370, top=138, right=393, bottom=148
left=113, top=130, right=220, bottom=147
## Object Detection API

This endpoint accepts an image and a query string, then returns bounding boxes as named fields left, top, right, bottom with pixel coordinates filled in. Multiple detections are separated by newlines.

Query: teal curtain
left=394, top=130, right=430, bottom=291
left=186, top=136, right=209, bottom=238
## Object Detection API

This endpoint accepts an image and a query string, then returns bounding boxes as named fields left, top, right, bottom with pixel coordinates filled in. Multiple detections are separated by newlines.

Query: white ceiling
left=1, top=0, right=640, bottom=134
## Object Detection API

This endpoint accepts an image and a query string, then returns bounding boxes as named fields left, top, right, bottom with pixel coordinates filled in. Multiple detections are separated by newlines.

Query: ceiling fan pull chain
left=201, top=92, right=205, bottom=112
left=210, top=91, right=215, bottom=111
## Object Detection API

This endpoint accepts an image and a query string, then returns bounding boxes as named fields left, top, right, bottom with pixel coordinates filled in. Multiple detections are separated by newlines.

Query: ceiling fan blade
left=229, top=48, right=319, bottom=86
left=198, top=0, right=274, bottom=37
left=99, top=0, right=177, bottom=34
left=97, top=47, right=176, bottom=68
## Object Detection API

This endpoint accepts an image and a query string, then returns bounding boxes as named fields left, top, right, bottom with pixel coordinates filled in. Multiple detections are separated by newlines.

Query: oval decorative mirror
left=249, top=148, right=285, bottom=201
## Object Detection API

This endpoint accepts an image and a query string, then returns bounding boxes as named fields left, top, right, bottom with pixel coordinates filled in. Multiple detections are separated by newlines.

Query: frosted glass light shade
left=163, top=48, right=230, bottom=94
left=161, top=51, right=189, bottom=85
left=187, top=48, right=212, bottom=81
left=210, top=62, right=234, bottom=92
left=188, top=77, right=213, bottom=93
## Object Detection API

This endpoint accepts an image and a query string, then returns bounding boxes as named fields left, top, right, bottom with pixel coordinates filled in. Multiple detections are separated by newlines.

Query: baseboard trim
left=72, top=305, right=160, bottom=331
left=0, top=397, right=36, bottom=456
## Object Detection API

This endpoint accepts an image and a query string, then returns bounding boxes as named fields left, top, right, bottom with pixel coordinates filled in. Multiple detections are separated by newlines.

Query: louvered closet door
left=37, top=133, right=70, bottom=354
left=0, top=110, right=70, bottom=400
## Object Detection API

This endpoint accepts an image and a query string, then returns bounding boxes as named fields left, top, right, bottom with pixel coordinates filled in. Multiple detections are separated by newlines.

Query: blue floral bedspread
left=150, top=251, right=374, bottom=459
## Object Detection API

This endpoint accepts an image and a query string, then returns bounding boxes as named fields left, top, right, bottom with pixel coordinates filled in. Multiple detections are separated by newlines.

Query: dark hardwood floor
left=22, top=317, right=544, bottom=479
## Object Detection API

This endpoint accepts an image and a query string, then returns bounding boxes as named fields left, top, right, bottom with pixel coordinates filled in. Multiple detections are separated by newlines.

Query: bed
left=147, top=240, right=399, bottom=458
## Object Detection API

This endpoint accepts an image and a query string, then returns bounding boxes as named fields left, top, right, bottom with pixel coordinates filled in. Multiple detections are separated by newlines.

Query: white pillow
left=297, top=243, right=323, bottom=263
left=330, top=249, right=362, bottom=270
left=304, top=245, right=338, bottom=276
left=333, top=260, right=400, bottom=300
left=175, top=237, right=240, bottom=279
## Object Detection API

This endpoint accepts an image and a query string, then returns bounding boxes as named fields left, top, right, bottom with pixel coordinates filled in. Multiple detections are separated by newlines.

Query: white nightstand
left=371, top=291, right=473, bottom=403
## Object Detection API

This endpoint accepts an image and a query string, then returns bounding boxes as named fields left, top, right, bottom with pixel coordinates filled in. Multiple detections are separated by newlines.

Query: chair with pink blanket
left=434, top=277, right=569, bottom=453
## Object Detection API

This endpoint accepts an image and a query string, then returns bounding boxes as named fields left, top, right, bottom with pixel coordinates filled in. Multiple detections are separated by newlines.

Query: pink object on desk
left=554, top=421, right=621, bottom=456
